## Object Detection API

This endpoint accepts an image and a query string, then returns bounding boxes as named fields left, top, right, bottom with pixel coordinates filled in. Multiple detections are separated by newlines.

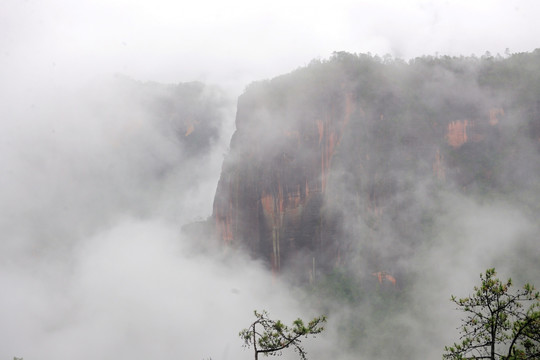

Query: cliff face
left=213, top=83, right=353, bottom=275
left=211, top=51, right=540, bottom=277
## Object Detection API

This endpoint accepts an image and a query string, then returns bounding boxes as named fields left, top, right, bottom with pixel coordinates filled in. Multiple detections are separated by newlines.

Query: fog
left=2, top=1, right=540, bottom=359
left=211, top=51, right=540, bottom=359
left=4, top=0, right=540, bottom=92
left=1, top=219, right=310, bottom=359
left=0, top=77, right=321, bottom=359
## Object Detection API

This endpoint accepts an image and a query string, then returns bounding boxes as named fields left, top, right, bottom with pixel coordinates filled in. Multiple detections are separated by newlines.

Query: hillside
left=211, top=51, right=540, bottom=280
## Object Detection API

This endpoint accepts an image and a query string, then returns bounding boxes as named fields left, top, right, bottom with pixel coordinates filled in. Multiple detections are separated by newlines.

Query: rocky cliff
left=211, top=51, right=540, bottom=278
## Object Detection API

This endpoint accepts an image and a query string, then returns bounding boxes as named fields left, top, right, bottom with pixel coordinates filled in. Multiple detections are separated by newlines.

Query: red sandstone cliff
left=213, top=82, right=355, bottom=275
left=209, top=52, right=539, bottom=277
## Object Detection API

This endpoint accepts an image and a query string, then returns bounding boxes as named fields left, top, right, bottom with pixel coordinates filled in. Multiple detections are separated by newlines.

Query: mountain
left=211, top=51, right=540, bottom=280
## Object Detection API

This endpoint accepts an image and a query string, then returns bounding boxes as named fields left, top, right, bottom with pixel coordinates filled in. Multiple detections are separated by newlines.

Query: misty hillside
left=213, top=50, right=540, bottom=276
left=4, top=1, right=540, bottom=359
left=3, top=50, right=540, bottom=360
left=209, top=50, right=540, bottom=358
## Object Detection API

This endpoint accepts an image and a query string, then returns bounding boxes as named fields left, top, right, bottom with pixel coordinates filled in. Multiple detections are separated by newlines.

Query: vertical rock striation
left=209, top=51, right=540, bottom=278
left=213, top=80, right=354, bottom=275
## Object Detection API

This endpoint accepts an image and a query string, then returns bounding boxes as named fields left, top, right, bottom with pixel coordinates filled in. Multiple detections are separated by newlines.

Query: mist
left=1, top=219, right=314, bottom=360
left=2, top=1, right=540, bottom=359
left=0, top=75, right=327, bottom=360
left=209, top=51, right=540, bottom=359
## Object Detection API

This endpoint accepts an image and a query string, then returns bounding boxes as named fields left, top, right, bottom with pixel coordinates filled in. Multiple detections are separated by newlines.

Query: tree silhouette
left=239, top=310, right=326, bottom=360
left=443, top=268, right=539, bottom=360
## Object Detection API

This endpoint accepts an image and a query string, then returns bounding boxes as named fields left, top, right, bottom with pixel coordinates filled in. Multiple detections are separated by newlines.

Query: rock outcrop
left=213, top=81, right=355, bottom=276
left=210, top=51, right=540, bottom=277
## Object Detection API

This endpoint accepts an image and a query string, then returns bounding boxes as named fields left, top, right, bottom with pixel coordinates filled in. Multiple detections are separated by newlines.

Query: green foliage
left=305, top=267, right=408, bottom=354
left=239, top=310, right=326, bottom=360
left=310, top=268, right=363, bottom=305
left=443, top=268, right=540, bottom=360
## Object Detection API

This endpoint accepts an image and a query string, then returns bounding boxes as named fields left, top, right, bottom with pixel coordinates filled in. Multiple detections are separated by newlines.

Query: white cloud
left=3, top=0, right=539, bottom=93
left=1, top=1, right=539, bottom=359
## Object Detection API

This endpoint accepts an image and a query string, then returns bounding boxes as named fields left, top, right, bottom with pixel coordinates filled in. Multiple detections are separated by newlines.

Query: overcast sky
left=2, top=0, right=540, bottom=94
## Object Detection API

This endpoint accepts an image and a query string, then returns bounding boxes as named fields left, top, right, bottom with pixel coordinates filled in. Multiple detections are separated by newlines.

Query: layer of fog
left=3, top=58, right=540, bottom=360
left=2, top=219, right=322, bottom=360
left=3, top=1, right=540, bottom=357
left=0, top=77, right=325, bottom=360
left=324, top=55, right=539, bottom=358
left=383, top=193, right=538, bottom=359
left=319, top=183, right=539, bottom=359
left=225, top=54, right=540, bottom=359
left=4, top=0, right=540, bottom=95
